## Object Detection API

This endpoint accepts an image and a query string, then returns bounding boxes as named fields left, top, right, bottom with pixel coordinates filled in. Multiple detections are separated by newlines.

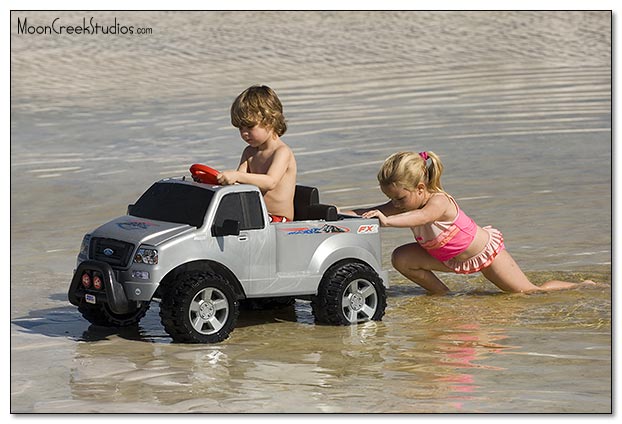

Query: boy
left=217, top=85, right=297, bottom=222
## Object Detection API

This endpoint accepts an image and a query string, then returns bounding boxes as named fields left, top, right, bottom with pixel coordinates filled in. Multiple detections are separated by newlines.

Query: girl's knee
left=391, top=247, right=404, bottom=270
left=391, top=245, right=415, bottom=272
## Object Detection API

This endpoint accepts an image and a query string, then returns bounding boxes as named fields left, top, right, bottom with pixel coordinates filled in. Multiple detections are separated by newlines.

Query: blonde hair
left=230, top=85, right=287, bottom=136
left=377, top=151, right=444, bottom=192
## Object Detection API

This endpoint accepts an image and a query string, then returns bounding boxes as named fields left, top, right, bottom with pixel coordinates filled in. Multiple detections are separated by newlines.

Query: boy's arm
left=236, top=150, right=250, bottom=173
left=216, top=147, right=250, bottom=184
left=217, top=146, right=291, bottom=193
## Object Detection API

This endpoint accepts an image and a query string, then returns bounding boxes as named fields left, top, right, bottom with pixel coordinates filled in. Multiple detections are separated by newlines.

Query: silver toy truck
left=68, top=176, right=388, bottom=343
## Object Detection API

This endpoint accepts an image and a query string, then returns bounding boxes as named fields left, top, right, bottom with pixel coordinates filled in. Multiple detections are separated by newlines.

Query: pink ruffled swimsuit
left=412, top=195, right=505, bottom=274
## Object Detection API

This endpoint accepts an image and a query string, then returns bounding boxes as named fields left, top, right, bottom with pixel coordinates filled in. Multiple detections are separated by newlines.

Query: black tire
left=159, top=272, right=239, bottom=343
left=78, top=301, right=150, bottom=327
left=311, top=261, right=387, bottom=325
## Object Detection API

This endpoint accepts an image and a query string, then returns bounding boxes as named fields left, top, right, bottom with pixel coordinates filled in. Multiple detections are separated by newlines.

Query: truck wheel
left=159, top=272, right=239, bottom=343
left=312, top=262, right=387, bottom=325
left=78, top=302, right=150, bottom=327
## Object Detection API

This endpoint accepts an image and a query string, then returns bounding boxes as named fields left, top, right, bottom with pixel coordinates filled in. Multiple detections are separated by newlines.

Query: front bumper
left=68, top=260, right=134, bottom=314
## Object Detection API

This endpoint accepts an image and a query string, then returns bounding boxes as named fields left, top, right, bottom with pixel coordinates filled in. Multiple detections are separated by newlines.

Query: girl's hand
left=362, top=209, right=389, bottom=226
left=216, top=171, right=238, bottom=185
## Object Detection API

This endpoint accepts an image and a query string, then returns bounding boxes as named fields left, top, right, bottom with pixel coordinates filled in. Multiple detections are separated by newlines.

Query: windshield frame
left=129, top=181, right=215, bottom=228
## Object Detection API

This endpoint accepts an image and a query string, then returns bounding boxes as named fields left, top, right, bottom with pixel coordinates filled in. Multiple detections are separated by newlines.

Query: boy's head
left=230, top=85, right=287, bottom=136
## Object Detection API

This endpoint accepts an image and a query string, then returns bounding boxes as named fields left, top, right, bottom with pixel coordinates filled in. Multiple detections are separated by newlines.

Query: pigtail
left=423, top=151, right=444, bottom=192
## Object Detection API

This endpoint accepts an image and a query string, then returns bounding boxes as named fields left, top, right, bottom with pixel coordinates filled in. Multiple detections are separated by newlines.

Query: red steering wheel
left=190, top=163, right=219, bottom=185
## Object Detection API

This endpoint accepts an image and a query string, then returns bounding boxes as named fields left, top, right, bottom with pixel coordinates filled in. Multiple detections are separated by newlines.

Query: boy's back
left=239, top=138, right=296, bottom=221
left=216, top=85, right=297, bottom=221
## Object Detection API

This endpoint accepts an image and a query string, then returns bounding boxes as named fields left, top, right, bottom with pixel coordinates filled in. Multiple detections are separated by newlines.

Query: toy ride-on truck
left=68, top=169, right=389, bottom=343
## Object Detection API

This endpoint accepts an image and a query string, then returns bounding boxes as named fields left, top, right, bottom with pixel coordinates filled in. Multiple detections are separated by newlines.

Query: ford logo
left=103, top=248, right=114, bottom=256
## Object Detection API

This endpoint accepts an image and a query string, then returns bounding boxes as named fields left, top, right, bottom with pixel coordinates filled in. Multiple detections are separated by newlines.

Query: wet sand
left=10, top=11, right=611, bottom=413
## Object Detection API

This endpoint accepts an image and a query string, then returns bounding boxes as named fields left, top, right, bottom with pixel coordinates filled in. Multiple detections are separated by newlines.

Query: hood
left=91, top=215, right=196, bottom=247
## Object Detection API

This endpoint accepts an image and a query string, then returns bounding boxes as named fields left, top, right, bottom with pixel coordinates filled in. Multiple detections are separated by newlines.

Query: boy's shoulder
left=265, top=139, right=294, bottom=155
left=275, top=139, right=293, bottom=152
left=241, top=140, right=293, bottom=158
left=275, top=141, right=296, bottom=162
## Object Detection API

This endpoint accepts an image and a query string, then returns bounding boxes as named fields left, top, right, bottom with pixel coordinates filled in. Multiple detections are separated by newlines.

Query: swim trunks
left=443, top=226, right=505, bottom=274
left=412, top=194, right=505, bottom=273
left=269, top=214, right=290, bottom=223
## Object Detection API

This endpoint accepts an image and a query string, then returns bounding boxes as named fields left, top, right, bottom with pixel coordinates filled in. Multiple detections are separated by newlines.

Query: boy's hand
left=216, top=171, right=238, bottom=185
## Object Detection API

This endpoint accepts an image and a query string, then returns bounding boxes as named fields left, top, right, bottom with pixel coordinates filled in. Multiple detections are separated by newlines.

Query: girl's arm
left=362, top=194, right=448, bottom=227
left=339, top=200, right=400, bottom=217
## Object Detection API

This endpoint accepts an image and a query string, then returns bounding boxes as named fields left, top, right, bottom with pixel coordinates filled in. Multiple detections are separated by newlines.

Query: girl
left=350, top=151, right=594, bottom=294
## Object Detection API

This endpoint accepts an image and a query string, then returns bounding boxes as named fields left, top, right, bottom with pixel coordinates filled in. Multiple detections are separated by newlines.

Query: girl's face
left=381, top=183, right=427, bottom=212
left=238, top=124, right=274, bottom=148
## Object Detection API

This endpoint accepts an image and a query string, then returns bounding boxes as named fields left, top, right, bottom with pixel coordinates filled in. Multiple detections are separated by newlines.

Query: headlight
left=79, top=234, right=91, bottom=258
left=134, top=247, right=158, bottom=265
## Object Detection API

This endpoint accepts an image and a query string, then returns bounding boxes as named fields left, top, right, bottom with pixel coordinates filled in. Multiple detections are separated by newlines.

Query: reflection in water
left=373, top=296, right=524, bottom=412
left=67, top=306, right=389, bottom=412
left=10, top=278, right=610, bottom=412
left=432, top=324, right=514, bottom=410
left=55, top=287, right=607, bottom=413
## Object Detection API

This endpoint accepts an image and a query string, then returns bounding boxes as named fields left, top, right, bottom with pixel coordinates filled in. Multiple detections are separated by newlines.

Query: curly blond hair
left=230, top=85, right=287, bottom=136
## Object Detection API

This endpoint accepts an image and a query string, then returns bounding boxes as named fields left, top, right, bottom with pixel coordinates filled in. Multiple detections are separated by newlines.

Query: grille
left=90, top=238, right=135, bottom=267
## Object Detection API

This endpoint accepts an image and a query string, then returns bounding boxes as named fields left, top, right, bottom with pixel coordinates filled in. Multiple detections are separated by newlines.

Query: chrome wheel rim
left=188, top=287, right=230, bottom=335
left=341, top=279, right=378, bottom=323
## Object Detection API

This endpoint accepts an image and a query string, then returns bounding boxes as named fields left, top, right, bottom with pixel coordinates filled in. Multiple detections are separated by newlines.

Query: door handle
left=238, top=235, right=248, bottom=242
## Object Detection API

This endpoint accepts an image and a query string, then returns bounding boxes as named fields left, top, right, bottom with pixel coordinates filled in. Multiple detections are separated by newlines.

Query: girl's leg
left=391, top=243, right=454, bottom=295
left=479, top=250, right=539, bottom=292
left=480, top=250, right=587, bottom=293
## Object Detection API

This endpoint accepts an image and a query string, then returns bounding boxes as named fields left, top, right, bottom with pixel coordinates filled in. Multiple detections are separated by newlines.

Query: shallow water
left=10, top=11, right=611, bottom=413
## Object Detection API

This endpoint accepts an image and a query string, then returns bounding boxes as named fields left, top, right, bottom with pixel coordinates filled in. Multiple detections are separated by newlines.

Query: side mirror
left=127, top=204, right=135, bottom=215
left=212, top=219, right=240, bottom=237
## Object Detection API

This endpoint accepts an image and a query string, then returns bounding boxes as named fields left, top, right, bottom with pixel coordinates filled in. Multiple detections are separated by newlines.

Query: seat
left=305, top=203, right=338, bottom=221
left=293, top=185, right=338, bottom=221
left=294, top=185, right=319, bottom=220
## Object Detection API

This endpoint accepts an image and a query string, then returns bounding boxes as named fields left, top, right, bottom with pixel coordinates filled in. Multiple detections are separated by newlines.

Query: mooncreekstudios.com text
left=16, top=16, right=153, bottom=36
